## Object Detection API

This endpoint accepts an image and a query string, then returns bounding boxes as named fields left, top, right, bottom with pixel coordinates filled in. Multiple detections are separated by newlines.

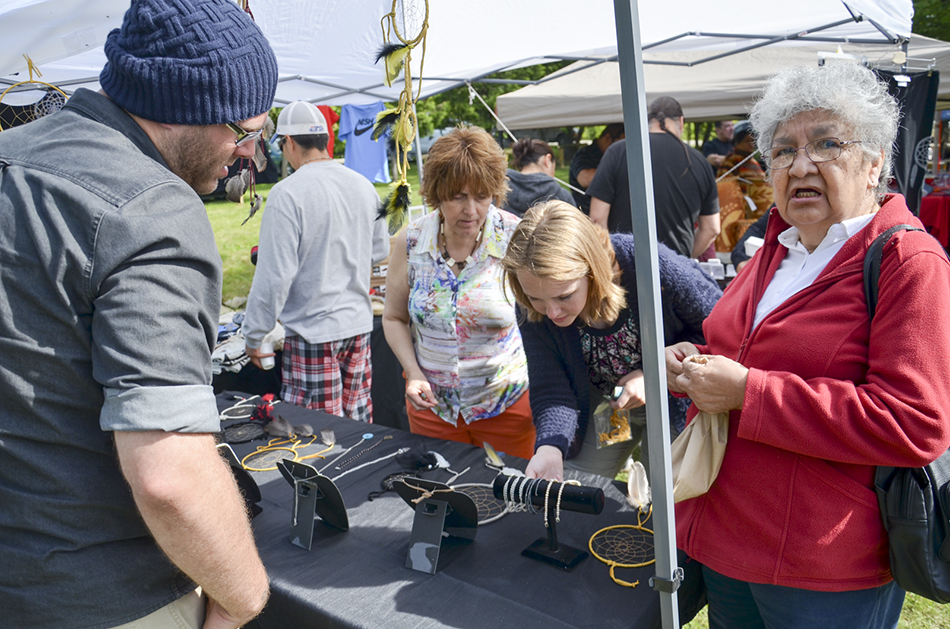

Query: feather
left=395, top=445, right=439, bottom=470
left=625, top=460, right=652, bottom=512
left=293, top=423, right=313, bottom=437
left=375, top=43, right=409, bottom=87
left=392, top=111, right=415, bottom=149
left=265, top=414, right=295, bottom=439
left=372, top=107, right=400, bottom=141
left=241, top=193, right=262, bottom=226
left=225, top=168, right=249, bottom=203
left=377, top=180, right=411, bottom=234
left=320, top=429, right=336, bottom=447
left=428, top=451, right=450, bottom=469
left=483, top=441, right=505, bottom=468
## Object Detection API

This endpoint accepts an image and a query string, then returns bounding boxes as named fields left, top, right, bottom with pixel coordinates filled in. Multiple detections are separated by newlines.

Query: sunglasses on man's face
left=226, top=122, right=264, bottom=147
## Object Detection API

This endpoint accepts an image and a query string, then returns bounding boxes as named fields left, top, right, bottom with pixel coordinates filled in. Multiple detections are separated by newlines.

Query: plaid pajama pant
left=280, top=333, right=373, bottom=422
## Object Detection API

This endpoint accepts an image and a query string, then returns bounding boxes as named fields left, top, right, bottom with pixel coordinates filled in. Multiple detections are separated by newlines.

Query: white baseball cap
left=276, top=101, right=328, bottom=136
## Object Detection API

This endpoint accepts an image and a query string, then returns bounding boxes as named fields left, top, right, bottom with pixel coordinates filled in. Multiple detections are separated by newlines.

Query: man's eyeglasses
left=226, top=122, right=264, bottom=147
left=765, top=137, right=862, bottom=170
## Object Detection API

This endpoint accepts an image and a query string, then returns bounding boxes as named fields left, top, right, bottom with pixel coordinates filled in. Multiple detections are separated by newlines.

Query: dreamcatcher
left=588, top=507, right=655, bottom=588
left=223, top=420, right=267, bottom=444
left=241, top=432, right=336, bottom=472
left=375, top=0, right=429, bottom=233
left=454, top=483, right=508, bottom=525
left=0, top=56, right=67, bottom=132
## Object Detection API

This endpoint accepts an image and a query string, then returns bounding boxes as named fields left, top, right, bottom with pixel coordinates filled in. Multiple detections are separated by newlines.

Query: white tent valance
left=495, top=34, right=950, bottom=128
left=1, top=0, right=914, bottom=108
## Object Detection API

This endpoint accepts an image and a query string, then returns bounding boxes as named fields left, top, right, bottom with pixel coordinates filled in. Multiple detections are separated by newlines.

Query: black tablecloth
left=219, top=394, right=663, bottom=629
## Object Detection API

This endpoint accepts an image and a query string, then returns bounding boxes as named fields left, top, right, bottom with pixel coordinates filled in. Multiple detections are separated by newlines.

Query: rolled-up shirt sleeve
left=90, top=183, right=222, bottom=434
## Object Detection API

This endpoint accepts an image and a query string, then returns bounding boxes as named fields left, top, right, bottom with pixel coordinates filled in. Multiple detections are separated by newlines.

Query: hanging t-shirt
left=338, top=102, right=391, bottom=184
left=317, top=105, right=340, bottom=157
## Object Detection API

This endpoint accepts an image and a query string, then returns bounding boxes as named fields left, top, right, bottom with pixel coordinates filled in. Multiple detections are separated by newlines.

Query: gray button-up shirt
left=0, top=89, right=222, bottom=628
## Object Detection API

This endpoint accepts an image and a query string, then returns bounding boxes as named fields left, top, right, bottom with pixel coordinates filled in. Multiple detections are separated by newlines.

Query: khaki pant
left=108, top=589, right=205, bottom=629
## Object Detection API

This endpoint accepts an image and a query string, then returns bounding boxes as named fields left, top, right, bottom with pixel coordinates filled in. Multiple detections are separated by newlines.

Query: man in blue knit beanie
left=0, top=1, right=277, bottom=628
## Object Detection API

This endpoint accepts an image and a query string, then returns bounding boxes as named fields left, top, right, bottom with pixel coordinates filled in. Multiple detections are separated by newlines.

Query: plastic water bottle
left=259, top=342, right=275, bottom=370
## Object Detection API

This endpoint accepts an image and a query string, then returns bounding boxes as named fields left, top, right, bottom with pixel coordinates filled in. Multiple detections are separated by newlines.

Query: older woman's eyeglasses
left=765, top=138, right=862, bottom=170
left=226, top=122, right=264, bottom=147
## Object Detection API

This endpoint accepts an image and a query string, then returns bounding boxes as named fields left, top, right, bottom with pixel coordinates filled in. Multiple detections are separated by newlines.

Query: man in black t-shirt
left=702, top=120, right=734, bottom=170
left=568, top=123, right=624, bottom=213
left=587, top=97, right=719, bottom=258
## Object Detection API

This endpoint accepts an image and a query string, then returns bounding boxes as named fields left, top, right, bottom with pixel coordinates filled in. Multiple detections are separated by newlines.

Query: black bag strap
left=863, top=224, right=923, bottom=321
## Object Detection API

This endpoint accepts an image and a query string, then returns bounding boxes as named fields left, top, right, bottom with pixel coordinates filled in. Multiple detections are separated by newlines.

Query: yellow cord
left=240, top=434, right=331, bottom=471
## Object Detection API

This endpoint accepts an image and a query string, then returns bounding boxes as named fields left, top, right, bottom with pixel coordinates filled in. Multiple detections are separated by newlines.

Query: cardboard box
left=369, top=236, right=398, bottom=292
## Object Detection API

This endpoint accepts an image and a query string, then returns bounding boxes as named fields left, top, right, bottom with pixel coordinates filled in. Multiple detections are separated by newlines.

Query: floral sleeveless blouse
left=405, top=206, right=528, bottom=425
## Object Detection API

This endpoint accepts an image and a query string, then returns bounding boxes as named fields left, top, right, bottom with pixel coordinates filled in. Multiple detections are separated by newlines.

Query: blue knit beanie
left=100, top=0, right=278, bottom=126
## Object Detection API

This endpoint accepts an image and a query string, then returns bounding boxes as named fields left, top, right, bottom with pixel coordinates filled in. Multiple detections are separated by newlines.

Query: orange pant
left=406, top=390, right=536, bottom=460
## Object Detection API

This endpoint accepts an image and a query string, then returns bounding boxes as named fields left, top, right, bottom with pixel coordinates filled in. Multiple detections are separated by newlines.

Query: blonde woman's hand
left=612, top=369, right=646, bottom=410
left=525, top=445, right=564, bottom=481
left=665, top=342, right=700, bottom=394
left=675, top=354, right=748, bottom=414
left=405, top=376, right=436, bottom=410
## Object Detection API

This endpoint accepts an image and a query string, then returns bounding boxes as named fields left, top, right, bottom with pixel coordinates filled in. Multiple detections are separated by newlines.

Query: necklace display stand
left=394, top=477, right=477, bottom=574
left=277, top=459, right=349, bottom=550
left=492, top=475, right=605, bottom=571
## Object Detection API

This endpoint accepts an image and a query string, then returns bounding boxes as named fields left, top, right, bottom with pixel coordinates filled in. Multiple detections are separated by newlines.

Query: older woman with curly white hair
left=665, top=62, right=950, bottom=628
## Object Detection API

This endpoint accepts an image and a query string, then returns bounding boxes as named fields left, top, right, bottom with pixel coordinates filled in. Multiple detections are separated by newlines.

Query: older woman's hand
left=675, top=354, right=748, bottom=414
left=525, top=445, right=564, bottom=481
left=665, top=342, right=701, bottom=394
left=405, top=375, right=437, bottom=410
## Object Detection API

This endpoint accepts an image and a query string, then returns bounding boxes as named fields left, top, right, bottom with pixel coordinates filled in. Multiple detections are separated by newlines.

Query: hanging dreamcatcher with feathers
left=224, top=0, right=268, bottom=225
left=0, top=56, right=67, bottom=132
left=375, top=0, right=429, bottom=234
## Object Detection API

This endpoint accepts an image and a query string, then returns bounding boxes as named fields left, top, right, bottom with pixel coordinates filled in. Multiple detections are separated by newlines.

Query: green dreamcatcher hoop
left=375, top=0, right=430, bottom=234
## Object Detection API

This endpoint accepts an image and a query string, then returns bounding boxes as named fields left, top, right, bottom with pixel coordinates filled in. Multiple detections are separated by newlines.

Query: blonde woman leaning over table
left=382, top=126, right=534, bottom=459
left=665, top=63, right=950, bottom=629
left=502, top=200, right=721, bottom=481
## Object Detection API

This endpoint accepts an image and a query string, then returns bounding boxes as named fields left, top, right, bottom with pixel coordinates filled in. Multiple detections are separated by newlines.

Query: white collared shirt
left=753, top=213, right=877, bottom=329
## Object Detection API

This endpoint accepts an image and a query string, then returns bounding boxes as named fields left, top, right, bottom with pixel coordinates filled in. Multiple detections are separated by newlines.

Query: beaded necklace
left=439, top=213, right=482, bottom=271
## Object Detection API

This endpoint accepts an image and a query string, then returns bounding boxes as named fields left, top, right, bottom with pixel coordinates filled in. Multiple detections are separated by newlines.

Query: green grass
left=682, top=593, right=946, bottom=628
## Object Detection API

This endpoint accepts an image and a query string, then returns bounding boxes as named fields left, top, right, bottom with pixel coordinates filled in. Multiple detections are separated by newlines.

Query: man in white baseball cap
left=243, top=101, right=390, bottom=422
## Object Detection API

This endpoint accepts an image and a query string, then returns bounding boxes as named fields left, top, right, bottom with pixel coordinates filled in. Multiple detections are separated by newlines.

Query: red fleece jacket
left=677, top=195, right=950, bottom=591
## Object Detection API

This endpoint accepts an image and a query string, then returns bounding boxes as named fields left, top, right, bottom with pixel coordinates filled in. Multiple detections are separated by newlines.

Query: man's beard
left=164, top=127, right=230, bottom=195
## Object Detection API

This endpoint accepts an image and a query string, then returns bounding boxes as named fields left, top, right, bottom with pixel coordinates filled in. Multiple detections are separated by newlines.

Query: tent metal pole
left=613, top=1, right=680, bottom=628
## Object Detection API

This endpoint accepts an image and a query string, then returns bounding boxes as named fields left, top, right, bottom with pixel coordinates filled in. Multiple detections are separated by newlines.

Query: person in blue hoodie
left=502, top=200, right=721, bottom=480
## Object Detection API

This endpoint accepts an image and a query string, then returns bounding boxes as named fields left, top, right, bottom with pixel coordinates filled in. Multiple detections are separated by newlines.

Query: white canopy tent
left=496, top=34, right=950, bottom=129
left=1, top=0, right=914, bottom=108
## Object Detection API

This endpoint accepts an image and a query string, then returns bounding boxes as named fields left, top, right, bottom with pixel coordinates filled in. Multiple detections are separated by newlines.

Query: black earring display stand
left=394, top=477, right=478, bottom=574
left=492, top=475, right=605, bottom=571
left=217, top=443, right=263, bottom=518
left=277, top=459, right=349, bottom=550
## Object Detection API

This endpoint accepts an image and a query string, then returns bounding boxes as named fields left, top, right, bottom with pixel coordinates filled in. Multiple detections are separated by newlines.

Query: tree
left=913, top=0, right=950, bottom=41
left=413, top=61, right=570, bottom=138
